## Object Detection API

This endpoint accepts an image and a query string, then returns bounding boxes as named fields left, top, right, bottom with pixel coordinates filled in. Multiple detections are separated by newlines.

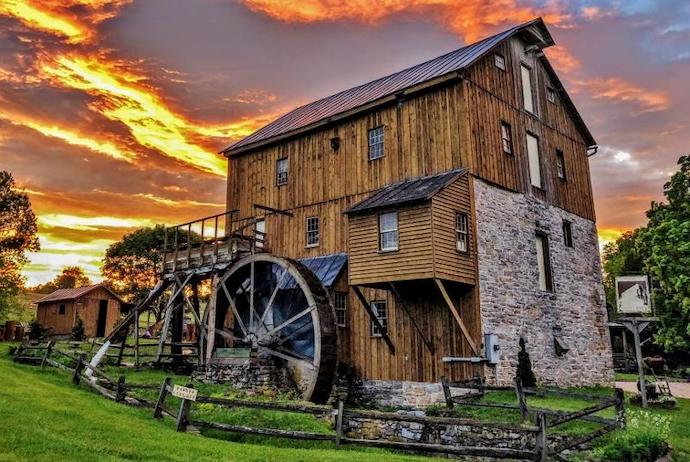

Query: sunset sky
left=1, top=0, right=688, bottom=286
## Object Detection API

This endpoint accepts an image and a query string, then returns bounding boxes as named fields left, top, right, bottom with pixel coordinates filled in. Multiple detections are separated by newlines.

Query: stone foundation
left=192, top=359, right=295, bottom=394
left=473, top=179, right=613, bottom=387
left=356, top=379, right=446, bottom=408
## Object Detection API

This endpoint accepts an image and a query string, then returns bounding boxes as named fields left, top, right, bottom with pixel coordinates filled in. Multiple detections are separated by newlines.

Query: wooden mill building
left=221, top=18, right=613, bottom=395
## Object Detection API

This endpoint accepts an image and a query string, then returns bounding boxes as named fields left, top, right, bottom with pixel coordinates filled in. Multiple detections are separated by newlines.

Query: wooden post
left=115, top=376, right=127, bottom=403
left=441, top=377, right=454, bottom=409
left=154, top=377, right=171, bottom=419
left=205, top=275, right=218, bottom=365
left=514, top=378, right=528, bottom=422
left=176, top=384, right=194, bottom=432
left=614, top=388, right=626, bottom=428
left=72, top=354, right=85, bottom=385
left=631, top=319, right=648, bottom=409
left=41, top=341, right=53, bottom=369
left=535, top=412, right=548, bottom=461
left=335, top=398, right=344, bottom=449
left=134, top=306, right=140, bottom=368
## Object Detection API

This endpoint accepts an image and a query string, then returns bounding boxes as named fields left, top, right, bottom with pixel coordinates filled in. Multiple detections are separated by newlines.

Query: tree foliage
left=33, top=266, right=92, bottom=294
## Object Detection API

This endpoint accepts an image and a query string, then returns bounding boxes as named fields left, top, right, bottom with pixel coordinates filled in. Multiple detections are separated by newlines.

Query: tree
left=33, top=266, right=92, bottom=294
left=71, top=317, right=85, bottom=341
left=637, top=155, right=690, bottom=353
left=602, top=229, right=645, bottom=318
left=0, top=171, right=39, bottom=321
left=515, top=337, right=537, bottom=387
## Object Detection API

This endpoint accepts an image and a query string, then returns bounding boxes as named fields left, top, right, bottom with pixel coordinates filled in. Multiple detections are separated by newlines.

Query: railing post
left=535, top=412, right=548, bottom=461
left=176, top=383, right=194, bottom=432
left=41, top=341, right=53, bottom=368
left=173, top=227, right=179, bottom=272
left=335, top=398, right=345, bottom=449
left=614, top=387, right=626, bottom=429
left=115, top=376, right=127, bottom=403
left=154, top=377, right=171, bottom=419
left=72, top=353, right=85, bottom=385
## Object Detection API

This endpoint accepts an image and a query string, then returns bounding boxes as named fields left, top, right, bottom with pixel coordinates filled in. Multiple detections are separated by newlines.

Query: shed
left=35, top=284, right=125, bottom=338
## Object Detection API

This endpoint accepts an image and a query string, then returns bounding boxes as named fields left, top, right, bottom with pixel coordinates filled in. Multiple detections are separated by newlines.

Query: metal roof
left=346, top=168, right=467, bottom=215
left=224, top=18, right=575, bottom=154
left=35, top=283, right=125, bottom=305
left=298, top=253, right=347, bottom=288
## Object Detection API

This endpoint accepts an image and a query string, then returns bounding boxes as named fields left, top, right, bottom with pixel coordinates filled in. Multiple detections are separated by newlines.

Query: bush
left=593, top=410, right=670, bottom=461
left=515, top=337, right=536, bottom=387
left=27, top=319, right=47, bottom=341
left=71, top=317, right=85, bottom=341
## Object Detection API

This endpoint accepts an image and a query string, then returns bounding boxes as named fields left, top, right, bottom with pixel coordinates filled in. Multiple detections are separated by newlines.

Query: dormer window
left=368, top=126, right=384, bottom=160
left=494, top=53, right=506, bottom=71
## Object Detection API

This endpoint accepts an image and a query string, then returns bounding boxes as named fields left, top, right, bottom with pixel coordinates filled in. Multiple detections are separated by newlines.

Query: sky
left=0, top=0, right=688, bottom=286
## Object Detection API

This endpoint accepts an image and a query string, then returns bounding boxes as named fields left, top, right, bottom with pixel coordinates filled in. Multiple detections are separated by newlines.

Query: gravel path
left=616, top=381, right=690, bottom=399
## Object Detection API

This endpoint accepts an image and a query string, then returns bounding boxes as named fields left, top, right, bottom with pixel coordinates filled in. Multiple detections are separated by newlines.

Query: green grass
left=615, top=371, right=687, bottom=383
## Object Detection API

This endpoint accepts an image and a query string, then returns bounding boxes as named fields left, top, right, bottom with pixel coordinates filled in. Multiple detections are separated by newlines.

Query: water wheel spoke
left=259, top=269, right=289, bottom=326
left=259, top=346, right=316, bottom=371
left=221, top=281, right=248, bottom=336
left=215, top=327, right=244, bottom=343
left=262, top=304, right=316, bottom=339
left=276, top=321, right=313, bottom=347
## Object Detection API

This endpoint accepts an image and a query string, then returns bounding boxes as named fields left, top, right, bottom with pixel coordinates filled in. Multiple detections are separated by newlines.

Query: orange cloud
left=573, top=77, right=671, bottom=112
left=544, top=45, right=581, bottom=73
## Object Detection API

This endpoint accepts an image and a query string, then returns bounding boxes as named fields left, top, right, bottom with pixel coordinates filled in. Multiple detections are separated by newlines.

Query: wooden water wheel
left=209, top=253, right=338, bottom=403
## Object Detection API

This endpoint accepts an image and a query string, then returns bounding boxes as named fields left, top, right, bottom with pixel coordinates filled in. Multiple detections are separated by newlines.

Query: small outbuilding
left=35, top=284, right=124, bottom=338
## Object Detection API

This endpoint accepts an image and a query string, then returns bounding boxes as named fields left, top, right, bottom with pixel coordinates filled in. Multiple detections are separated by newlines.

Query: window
left=562, top=220, right=573, bottom=248
left=306, top=216, right=319, bottom=247
left=520, top=63, right=535, bottom=113
left=456, top=213, right=469, bottom=253
left=501, top=121, right=513, bottom=155
left=535, top=233, right=553, bottom=291
left=254, top=219, right=265, bottom=249
left=494, top=53, right=506, bottom=71
left=547, top=87, right=556, bottom=104
left=526, top=133, right=543, bottom=189
left=334, top=291, right=347, bottom=327
left=58, top=304, right=66, bottom=315
left=368, top=126, right=384, bottom=160
left=276, top=157, right=288, bottom=186
left=556, top=150, right=566, bottom=180
left=378, top=212, right=398, bottom=251
left=370, top=300, right=388, bottom=336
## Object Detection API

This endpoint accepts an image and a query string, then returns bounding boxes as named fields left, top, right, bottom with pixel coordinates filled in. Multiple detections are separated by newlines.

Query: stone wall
left=192, top=359, right=295, bottom=394
left=356, top=379, right=446, bottom=408
left=474, top=179, right=613, bottom=387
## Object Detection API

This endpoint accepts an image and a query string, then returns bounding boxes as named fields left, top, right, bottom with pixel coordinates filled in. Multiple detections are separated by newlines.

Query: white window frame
left=254, top=219, right=266, bottom=250
left=305, top=216, right=319, bottom=248
left=536, top=233, right=553, bottom=291
left=378, top=211, right=398, bottom=252
left=494, top=53, right=506, bottom=71
left=334, top=291, right=347, bottom=327
left=521, top=63, right=535, bottom=114
left=455, top=212, right=469, bottom=253
left=368, top=126, right=384, bottom=160
left=276, top=157, right=288, bottom=186
left=370, top=300, right=388, bottom=337
left=526, top=133, right=543, bottom=189
left=501, top=121, right=513, bottom=155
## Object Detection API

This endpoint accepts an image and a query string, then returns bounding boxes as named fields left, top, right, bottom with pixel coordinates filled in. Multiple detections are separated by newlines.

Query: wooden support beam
left=434, top=279, right=480, bottom=356
left=253, top=203, right=294, bottom=217
left=389, top=283, right=434, bottom=355
left=205, top=275, right=219, bottom=365
left=352, top=286, right=395, bottom=354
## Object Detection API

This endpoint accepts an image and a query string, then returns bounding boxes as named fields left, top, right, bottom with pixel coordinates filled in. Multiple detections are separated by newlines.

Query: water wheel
left=210, top=253, right=338, bottom=403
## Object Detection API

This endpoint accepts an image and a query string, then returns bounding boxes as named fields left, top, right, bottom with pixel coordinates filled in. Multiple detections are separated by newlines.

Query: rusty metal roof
left=224, top=18, right=566, bottom=154
left=345, top=168, right=467, bottom=215
left=35, top=283, right=125, bottom=304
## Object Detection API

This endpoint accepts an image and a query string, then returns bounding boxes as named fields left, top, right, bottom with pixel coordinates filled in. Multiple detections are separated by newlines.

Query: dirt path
left=616, top=381, right=690, bottom=399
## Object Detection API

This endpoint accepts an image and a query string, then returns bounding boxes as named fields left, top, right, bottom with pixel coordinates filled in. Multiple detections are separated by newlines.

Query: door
left=96, top=300, right=108, bottom=337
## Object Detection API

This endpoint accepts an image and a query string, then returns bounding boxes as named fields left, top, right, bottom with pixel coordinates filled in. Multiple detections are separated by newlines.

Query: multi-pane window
left=547, top=87, right=556, bottom=104
left=494, top=53, right=506, bottom=71
left=305, top=216, right=319, bottom=247
left=59, top=304, right=66, bottom=315
left=276, top=157, right=288, bottom=186
left=521, top=63, right=535, bottom=113
left=501, top=121, right=513, bottom=155
left=368, top=126, right=384, bottom=160
left=456, top=212, right=469, bottom=253
left=556, top=150, right=566, bottom=180
left=562, top=220, right=573, bottom=248
left=378, top=212, right=398, bottom=251
left=370, top=300, right=388, bottom=336
left=535, top=233, right=553, bottom=291
left=334, top=291, right=347, bottom=327
left=526, top=133, right=543, bottom=189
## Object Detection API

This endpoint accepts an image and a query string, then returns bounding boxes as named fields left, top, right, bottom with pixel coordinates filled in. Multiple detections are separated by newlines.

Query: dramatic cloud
left=572, top=77, right=671, bottom=113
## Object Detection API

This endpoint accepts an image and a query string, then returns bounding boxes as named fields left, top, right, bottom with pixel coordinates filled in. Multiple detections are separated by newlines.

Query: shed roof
left=223, top=18, right=593, bottom=155
left=298, top=253, right=347, bottom=288
left=345, top=168, right=467, bottom=215
left=35, top=283, right=125, bottom=305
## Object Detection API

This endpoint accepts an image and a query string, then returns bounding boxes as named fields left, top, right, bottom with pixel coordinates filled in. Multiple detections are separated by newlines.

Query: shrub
left=593, top=410, right=670, bottom=462
left=71, top=317, right=85, bottom=341
left=515, top=337, right=536, bottom=387
left=27, top=319, right=47, bottom=341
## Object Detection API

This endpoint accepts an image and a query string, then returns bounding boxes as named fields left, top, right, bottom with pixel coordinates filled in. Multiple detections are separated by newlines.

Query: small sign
left=171, top=385, right=197, bottom=401
left=616, top=275, right=652, bottom=314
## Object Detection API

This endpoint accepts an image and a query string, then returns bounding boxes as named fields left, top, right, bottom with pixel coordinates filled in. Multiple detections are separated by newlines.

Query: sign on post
left=615, top=275, right=652, bottom=314
left=171, top=384, right=198, bottom=401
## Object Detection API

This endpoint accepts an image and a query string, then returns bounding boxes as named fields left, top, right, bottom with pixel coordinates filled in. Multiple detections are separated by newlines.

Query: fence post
left=176, top=384, right=194, bottom=432
left=514, top=378, right=528, bottom=421
left=614, top=387, right=626, bottom=429
left=535, top=412, right=548, bottom=461
left=72, top=354, right=85, bottom=385
left=13, top=342, right=24, bottom=361
left=154, top=377, right=171, bottom=419
left=441, top=377, right=454, bottom=409
left=115, top=376, right=127, bottom=403
left=41, top=341, right=54, bottom=369
left=335, top=398, right=344, bottom=449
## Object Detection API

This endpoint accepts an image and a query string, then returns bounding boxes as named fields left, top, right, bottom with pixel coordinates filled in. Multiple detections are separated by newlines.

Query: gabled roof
left=346, top=168, right=467, bottom=215
left=223, top=17, right=593, bottom=155
left=35, top=283, right=125, bottom=305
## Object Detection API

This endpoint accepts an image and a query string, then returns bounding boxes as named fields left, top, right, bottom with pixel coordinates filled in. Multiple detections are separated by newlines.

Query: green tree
left=71, top=317, right=85, bottom=341
left=33, top=266, right=92, bottom=294
left=515, top=337, right=537, bottom=387
left=637, top=155, right=690, bottom=353
left=0, top=171, right=39, bottom=321
left=602, top=229, right=645, bottom=318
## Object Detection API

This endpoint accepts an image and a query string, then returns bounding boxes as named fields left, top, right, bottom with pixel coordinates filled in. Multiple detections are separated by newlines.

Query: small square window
left=456, top=213, right=469, bottom=253
left=378, top=212, right=398, bottom=251
left=494, top=53, right=506, bottom=71
left=556, top=150, right=566, bottom=180
left=59, top=304, right=66, bottom=315
left=370, top=300, right=388, bottom=336
left=562, top=220, right=573, bottom=248
left=501, top=121, right=513, bottom=155
left=334, top=291, right=347, bottom=327
left=276, top=158, right=288, bottom=186
left=547, top=87, right=556, bottom=104
left=306, top=216, right=319, bottom=247
left=368, top=126, right=384, bottom=160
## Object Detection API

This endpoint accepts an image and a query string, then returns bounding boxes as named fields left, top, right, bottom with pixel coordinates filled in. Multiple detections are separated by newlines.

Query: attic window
left=547, top=87, right=556, bottom=104
left=494, top=53, right=506, bottom=71
left=368, top=126, right=384, bottom=160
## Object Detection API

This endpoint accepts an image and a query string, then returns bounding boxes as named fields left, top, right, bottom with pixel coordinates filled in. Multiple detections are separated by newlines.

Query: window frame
left=276, top=157, right=288, bottom=186
left=556, top=149, right=566, bottom=180
left=562, top=220, right=573, bottom=248
left=58, top=304, right=66, bottom=315
left=520, top=63, right=535, bottom=114
left=370, top=300, right=388, bottom=337
left=526, top=132, right=544, bottom=190
left=305, top=216, right=320, bottom=248
left=334, top=291, right=347, bottom=327
left=455, top=212, right=469, bottom=254
left=547, top=86, right=556, bottom=104
left=368, top=126, right=385, bottom=161
left=535, top=232, right=554, bottom=292
left=494, top=53, right=506, bottom=71
left=378, top=211, right=399, bottom=252
left=500, top=121, right=513, bottom=155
